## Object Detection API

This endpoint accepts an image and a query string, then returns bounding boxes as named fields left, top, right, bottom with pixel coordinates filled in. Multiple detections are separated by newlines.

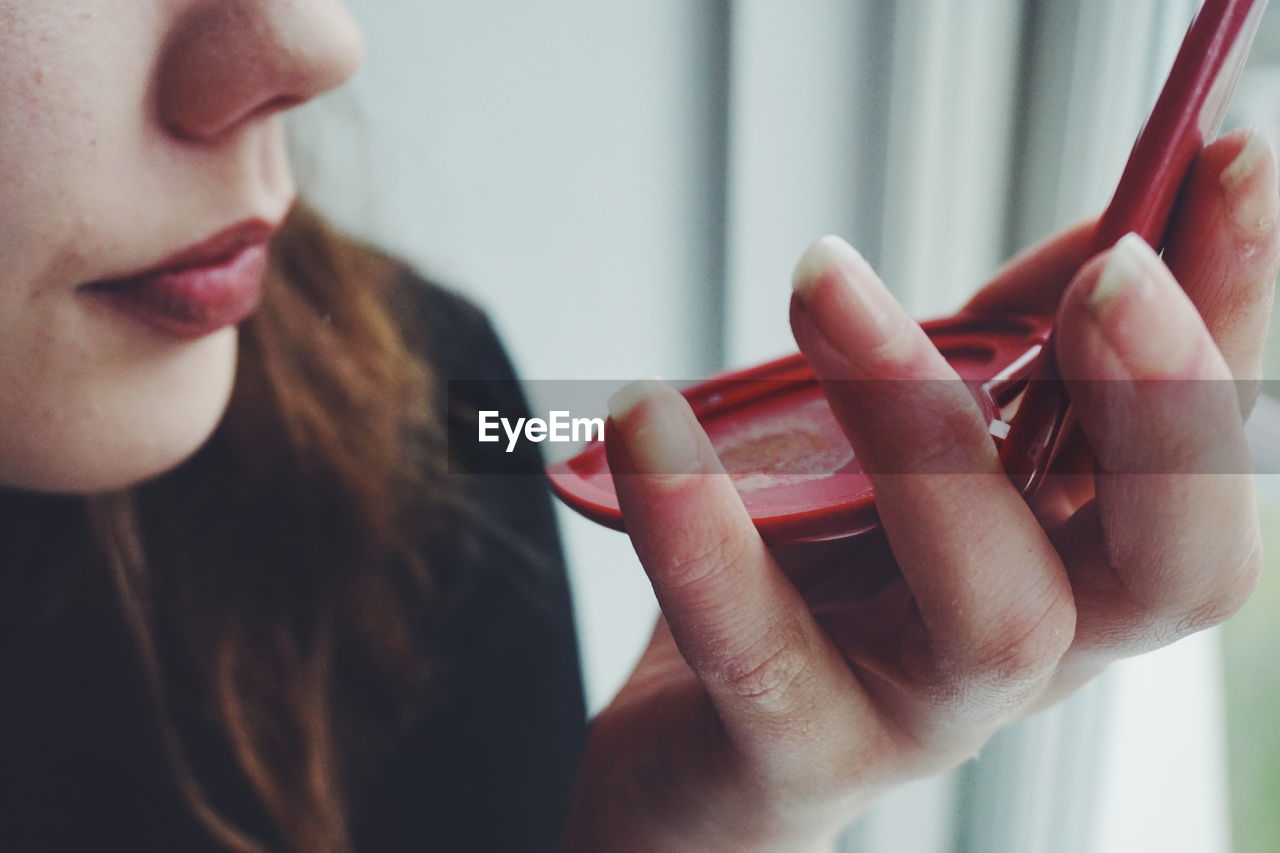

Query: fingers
left=604, top=380, right=883, bottom=784
left=1163, top=127, right=1280, bottom=386
left=1054, top=235, right=1261, bottom=655
left=789, top=237, right=1074, bottom=720
left=967, top=128, right=1280, bottom=384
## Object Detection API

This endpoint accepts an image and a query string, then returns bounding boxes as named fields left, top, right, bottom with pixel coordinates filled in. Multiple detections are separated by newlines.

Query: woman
left=1, top=2, right=1275, bottom=851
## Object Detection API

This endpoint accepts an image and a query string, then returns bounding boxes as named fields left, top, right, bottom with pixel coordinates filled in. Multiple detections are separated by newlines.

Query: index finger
left=604, top=380, right=884, bottom=788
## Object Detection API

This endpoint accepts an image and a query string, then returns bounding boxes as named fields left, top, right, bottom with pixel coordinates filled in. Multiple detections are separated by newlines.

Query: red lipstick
left=81, top=220, right=276, bottom=339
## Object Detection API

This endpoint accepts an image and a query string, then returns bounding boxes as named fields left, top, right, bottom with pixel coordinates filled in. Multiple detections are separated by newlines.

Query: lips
left=80, top=220, right=276, bottom=340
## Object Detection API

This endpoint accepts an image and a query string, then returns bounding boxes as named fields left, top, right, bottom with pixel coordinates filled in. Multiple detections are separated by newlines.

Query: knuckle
left=899, top=388, right=995, bottom=475
left=658, top=527, right=755, bottom=598
left=1171, top=538, right=1263, bottom=638
left=712, top=622, right=814, bottom=714
left=1104, top=535, right=1263, bottom=652
left=847, top=379, right=993, bottom=476
left=1246, top=214, right=1280, bottom=270
left=958, top=592, right=1076, bottom=687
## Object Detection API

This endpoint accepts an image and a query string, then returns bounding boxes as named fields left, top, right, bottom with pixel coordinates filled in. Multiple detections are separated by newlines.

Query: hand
left=561, top=127, right=1279, bottom=853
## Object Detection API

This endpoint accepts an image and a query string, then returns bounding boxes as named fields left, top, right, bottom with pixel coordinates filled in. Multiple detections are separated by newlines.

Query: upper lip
left=84, top=219, right=278, bottom=289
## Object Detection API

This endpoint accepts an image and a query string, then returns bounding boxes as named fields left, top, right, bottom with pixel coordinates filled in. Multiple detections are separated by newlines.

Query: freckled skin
left=0, top=1, right=363, bottom=493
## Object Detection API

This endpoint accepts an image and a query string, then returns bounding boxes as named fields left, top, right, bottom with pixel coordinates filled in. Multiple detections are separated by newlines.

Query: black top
left=0, top=275, right=589, bottom=852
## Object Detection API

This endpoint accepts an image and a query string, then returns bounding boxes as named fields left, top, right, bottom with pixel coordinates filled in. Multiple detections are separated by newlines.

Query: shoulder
left=391, top=271, right=547, bottom=477
left=394, top=272, right=518, bottom=383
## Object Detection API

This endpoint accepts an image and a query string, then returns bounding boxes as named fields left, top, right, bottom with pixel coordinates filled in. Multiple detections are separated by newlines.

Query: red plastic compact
left=548, top=0, right=1268, bottom=547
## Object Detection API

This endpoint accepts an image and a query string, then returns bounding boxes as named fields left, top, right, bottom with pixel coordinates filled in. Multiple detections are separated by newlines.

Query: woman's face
left=0, top=1, right=363, bottom=493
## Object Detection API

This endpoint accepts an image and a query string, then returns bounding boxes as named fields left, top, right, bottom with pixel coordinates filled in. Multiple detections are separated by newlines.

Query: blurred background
left=289, top=1, right=1280, bottom=850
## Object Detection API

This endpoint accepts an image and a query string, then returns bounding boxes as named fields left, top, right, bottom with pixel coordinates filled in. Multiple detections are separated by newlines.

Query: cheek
left=0, top=2, right=156, bottom=290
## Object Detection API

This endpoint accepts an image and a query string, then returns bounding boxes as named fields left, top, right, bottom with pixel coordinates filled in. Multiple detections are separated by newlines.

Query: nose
left=157, top=0, right=365, bottom=142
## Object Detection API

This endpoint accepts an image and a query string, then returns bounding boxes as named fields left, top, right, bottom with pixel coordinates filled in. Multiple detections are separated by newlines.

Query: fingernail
left=1088, top=233, right=1198, bottom=374
left=1220, top=127, right=1279, bottom=236
left=791, top=235, right=909, bottom=357
left=608, top=379, right=704, bottom=476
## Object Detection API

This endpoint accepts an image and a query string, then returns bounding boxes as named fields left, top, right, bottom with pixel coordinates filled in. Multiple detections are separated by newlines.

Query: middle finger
left=789, top=236, right=1075, bottom=720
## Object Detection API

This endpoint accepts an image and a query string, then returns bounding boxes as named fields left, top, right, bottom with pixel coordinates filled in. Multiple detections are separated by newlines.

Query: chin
left=0, top=429, right=224, bottom=496
left=0, top=405, right=233, bottom=496
left=51, top=430, right=223, bottom=495
left=0, top=329, right=239, bottom=496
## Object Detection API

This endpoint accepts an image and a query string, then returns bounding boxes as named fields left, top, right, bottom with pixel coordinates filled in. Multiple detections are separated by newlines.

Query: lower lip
left=82, top=244, right=269, bottom=340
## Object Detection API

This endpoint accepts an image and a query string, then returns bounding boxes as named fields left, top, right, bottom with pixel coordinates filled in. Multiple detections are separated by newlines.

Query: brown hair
left=5, top=203, right=451, bottom=851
